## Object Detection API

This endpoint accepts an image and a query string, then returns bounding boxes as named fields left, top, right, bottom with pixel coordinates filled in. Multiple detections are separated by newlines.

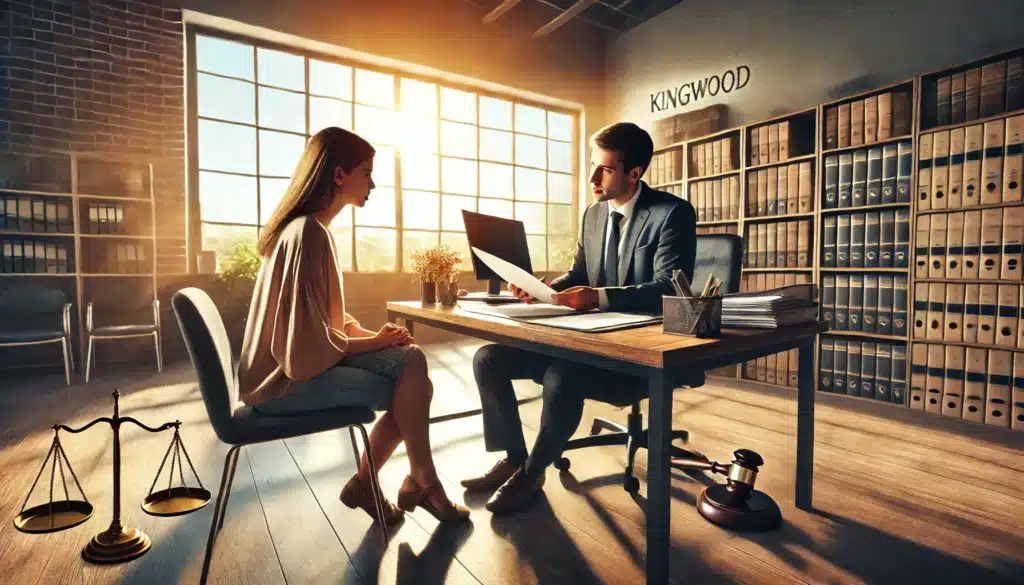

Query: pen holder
left=663, top=295, right=723, bottom=338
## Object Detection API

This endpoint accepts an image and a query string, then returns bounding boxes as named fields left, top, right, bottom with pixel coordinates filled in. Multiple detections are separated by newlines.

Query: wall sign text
left=650, top=65, right=751, bottom=113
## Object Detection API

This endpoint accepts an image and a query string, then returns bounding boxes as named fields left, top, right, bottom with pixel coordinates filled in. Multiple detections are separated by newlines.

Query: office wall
left=607, top=0, right=1024, bottom=129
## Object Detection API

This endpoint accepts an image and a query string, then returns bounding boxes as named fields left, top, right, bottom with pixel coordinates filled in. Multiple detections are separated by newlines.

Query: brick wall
left=2, top=0, right=187, bottom=272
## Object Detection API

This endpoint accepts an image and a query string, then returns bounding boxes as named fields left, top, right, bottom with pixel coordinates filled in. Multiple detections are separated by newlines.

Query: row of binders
left=689, top=175, right=740, bottom=221
left=819, top=338, right=907, bottom=404
left=909, top=343, right=1021, bottom=430
left=746, top=161, right=814, bottom=217
left=822, top=209, right=911, bottom=268
left=1, top=238, right=71, bottom=274
left=1, top=194, right=73, bottom=234
left=933, top=56, right=1023, bottom=127
left=85, top=242, right=150, bottom=274
left=661, top=184, right=684, bottom=198
left=918, top=116, right=1022, bottom=210
left=649, top=149, right=683, bottom=186
left=698, top=224, right=738, bottom=236
left=914, top=207, right=1022, bottom=281
left=821, top=274, right=908, bottom=335
left=824, top=89, right=912, bottom=150
left=744, top=219, right=813, bottom=268
left=748, top=117, right=815, bottom=167
left=85, top=203, right=131, bottom=235
left=912, top=283, right=1024, bottom=349
left=823, top=142, right=913, bottom=208
left=690, top=135, right=737, bottom=178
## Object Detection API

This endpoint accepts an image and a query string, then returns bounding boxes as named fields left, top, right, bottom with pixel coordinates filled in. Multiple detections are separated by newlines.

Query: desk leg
left=387, top=311, right=414, bottom=336
left=646, top=369, right=672, bottom=585
left=795, top=339, right=815, bottom=510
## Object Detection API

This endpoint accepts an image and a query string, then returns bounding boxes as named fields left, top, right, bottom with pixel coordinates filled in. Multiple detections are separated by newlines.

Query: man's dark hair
left=589, top=122, right=654, bottom=176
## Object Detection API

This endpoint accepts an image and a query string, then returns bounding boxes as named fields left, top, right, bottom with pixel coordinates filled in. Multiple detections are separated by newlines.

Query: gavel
left=673, top=449, right=781, bottom=531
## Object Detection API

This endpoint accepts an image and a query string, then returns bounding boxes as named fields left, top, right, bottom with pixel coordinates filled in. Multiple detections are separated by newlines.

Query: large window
left=189, top=30, right=579, bottom=273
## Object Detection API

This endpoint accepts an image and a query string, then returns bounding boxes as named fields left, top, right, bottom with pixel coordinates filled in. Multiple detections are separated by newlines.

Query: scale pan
left=141, top=486, right=211, bottom=517
left=14, top=500, right=93, bottom=533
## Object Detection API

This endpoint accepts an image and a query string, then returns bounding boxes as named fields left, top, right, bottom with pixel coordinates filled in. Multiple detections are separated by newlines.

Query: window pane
left=401, top=153, right=439, bottom=191
left=441, top=194, right=476, bottom=231
left=403, top=190, right=439, bottom=230
left=548, top=140, right=572, bottom=173
left=515, top=167, right=546, bottom=201
left=202, top=223, right=258, bottom=271
left=440, top=87, right=475, bottom=123
left=515, top=104, right=546, bottom=136
left=515, top=201, right=545, bottom=234
left=256, top=47, right=304, bottom=91
left=327, top=224, right=353, bottom=271
left=548, top=172, right=573, bottom=204
left=259, top=177, right=291, bottom=223
left=259, top=130, right=306, bottom=177
left=398, top=113, right=437, bottom=153
left=355, top=69, right=394, bottom=107
left=196, top=35, right=253, bottom=81
left=355, top=105, right=395, bottom=145
left=356, top=227, right=396, bottom=271
left=480, top=129, right=512, bottom=163
left=527, top=235, right=547, bottom=271
left=309, top=97, right=352, bottom=134
left=199, top=171, right=257, bottom=224
left=197, top=73, right=254, bottom=124
left=480, top=162, right=513, bottom=199
left=515, top=134, right=546, bottom=169
left=355, top=186, right=395, bottom=227
left=402, top=230, right=439, bottom=272
left=478, top=197, right=512, bottom=219
left=258, top=86, right=306, bottom=133
left=372, top=145, right=395, bottom=187
left=548, top=235, right=575, bottom=271
left=440, top=121, right=476, bottom=158
left=441, top=158, right=476, bottom=196
left=547, top=203, right=573, bottom=235
left=439, top=232, right=472, bottom=271
left=310, top=59, right=352, bottom=100
left=480, top=96, right=512, bottom=130
left=199, top=120, right=256, bottom=174
left=548, top=111, right=573, bottom=141
left=400, top=78, right=436, bottom=117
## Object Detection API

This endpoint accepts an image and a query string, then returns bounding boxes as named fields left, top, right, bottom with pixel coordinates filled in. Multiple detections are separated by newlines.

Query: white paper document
left=460, top=302, right=578, bottom=319
left=471, top=247, right=556, bottom=304
left=533, top=312, right=662, bottom=331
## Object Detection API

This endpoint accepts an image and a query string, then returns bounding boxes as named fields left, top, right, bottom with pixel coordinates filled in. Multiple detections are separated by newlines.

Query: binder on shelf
left=964, top=284, right=980, bottom=344
left=913, top=282, right=927, bottom=339
left=837, top=214, right=851, bottom=267
left=861, top=274, right=878, bottom=333
left=766, top=167, right=778, bottom=216
left=838, top=153, right=853, bottom=208
left=1013, top=353, right=1024, bottom=431
left=823, top=215, right=837, bottom=267
left=825, top=107, right=838, bottom=151
left=964, top=124, right=984, bottom=206
left=865, top=211, right=880, bottom=267
left=866, top=147, right=882, bottom=206
left=948, top=128, right=966, bottom=209
left=979, top=60, right=1007, bottom=119
left=936, top=75, right=952, bottom=127
left=931, top=130, right=950, bottom=210
left=981, top=120, right=1005, bottom=205
left=894, top=275, right=908, bottom=337
left=877, top=275, right=894, bottom=334
left=833, top=339, right=848, bottom=392
left=797, top=220, right=811, bottom=267
left=979, top=208, right=1003, bottom=278
left=821, top=275, right=835, bottom=328
left=860, top=342, right=876, bottom=398
left=942, top=345, right=966, bottom=418
left=824, top=155, right=838, bottom=209
left=986, top=349, right=1012, bottom=428
left=849, top=274, right=864, bottom=331
left=880, top=209, right=896, bottom=267
left=838, top=102, right=851, bottom=148
left=835, top=274, right=850, bottom=330
left=915, top=214, right=930, bottom=279
left=864, top=95, right=878, bottom=145
left=917, top=133, right=933, bottom=211
left=1005, top=115, right=1023, bottom=202
left=962, top=210, right=982, bottom=278
left=786, top=221, right=798, bottom=267
left=1008, top=56, right=1024, bottom=112
left=925, top=342, right=945, bottom=414
left=798, top=161, right=813, bottom=213
left=909, top=342, right=927, bottom=411
left=878, top=92, right=893, bottom=140
left=944, top=283, right=965, bottom=342
left=926, top=282, right=945, bottom=341
left=951, top=71, right=966, bottom=125
left=928, top=212, right=947, bottom=279
left=875, top=342, right=892, bottom=402
left=1001, top=206, right=1023, bottom=279
left=946, top=211, right=965, bottom=279
left=852, top=150, right=868, bottom=207
left=996, top=284, right=1019, bottom=348
left=850, top=99, right=864, bottom=147
left=965, top=67, right=982, bottom=121
left=977, top=284, right=998, bottom=345
left=892, top=344, right=907, bottom=405
left=963, top=347, right=987, bottom=423
left=851, top=213, right=865, bottom=268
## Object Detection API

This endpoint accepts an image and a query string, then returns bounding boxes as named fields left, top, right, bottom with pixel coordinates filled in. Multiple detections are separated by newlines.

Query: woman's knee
left=400, top=344, right=428, bottom=373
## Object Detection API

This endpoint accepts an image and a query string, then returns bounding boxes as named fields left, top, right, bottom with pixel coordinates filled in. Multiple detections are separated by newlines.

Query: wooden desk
left=386, top=301, right=826, bottom=585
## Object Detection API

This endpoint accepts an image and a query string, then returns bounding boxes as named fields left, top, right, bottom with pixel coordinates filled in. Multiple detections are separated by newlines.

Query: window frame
left=185, top=24, right=580, bottom=274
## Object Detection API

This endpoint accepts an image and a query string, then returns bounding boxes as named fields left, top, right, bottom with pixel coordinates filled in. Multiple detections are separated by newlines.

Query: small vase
left=420, top=282, right=437, bottom=304
left=438, top=281, right=459, bottom=306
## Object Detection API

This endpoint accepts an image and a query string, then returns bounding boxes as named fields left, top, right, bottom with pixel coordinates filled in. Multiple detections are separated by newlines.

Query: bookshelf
left=0, top=152, right=158, bottom=370
left=648, top=45, right=1024, bottom=432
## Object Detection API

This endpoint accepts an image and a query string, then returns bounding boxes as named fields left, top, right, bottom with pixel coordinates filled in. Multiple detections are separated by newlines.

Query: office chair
left=554, top=233, right=744, bottom=493
left=0, top=284, right=74, bottom=385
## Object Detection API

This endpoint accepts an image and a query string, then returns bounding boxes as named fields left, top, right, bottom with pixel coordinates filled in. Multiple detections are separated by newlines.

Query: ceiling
left=467, top=0, right=684, bottom=37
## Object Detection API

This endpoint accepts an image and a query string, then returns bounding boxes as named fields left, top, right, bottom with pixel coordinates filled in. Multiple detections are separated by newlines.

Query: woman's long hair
left=257, top=127, right=375, bottom=256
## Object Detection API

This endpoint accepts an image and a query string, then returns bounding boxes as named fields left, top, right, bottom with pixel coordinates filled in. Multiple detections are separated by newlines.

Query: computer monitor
left=462, top=209, right=533, bottom=295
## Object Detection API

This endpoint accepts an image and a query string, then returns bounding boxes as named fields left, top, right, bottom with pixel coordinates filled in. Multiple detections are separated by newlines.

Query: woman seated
left=237, top=127, right=469, bottom=524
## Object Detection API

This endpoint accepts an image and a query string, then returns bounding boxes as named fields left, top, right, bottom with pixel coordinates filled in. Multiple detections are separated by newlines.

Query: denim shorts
left=254, top=345, right=415, bottom=415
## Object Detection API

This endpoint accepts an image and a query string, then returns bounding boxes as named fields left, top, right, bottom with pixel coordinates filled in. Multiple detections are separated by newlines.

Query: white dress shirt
left=597, top=182, right=643, bottom=310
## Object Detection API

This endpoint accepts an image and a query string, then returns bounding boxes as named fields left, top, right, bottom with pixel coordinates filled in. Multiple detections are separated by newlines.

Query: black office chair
left=554, top=233, right=744, bottom=493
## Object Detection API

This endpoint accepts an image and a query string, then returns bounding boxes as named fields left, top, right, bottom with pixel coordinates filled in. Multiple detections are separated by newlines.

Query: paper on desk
left=471, top=246, right=556, bottom=304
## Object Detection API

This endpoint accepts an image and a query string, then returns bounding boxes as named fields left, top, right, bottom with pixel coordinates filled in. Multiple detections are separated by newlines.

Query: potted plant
left=207, top=240, right=260, bottom=345
left=410, top=245, right=463, bottom=305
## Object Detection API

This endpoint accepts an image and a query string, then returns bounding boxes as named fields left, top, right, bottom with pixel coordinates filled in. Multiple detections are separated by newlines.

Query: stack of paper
left=721, top=284, right=819, bottom=328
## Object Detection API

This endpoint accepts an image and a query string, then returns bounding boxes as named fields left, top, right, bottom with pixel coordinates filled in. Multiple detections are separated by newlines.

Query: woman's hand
left=373, top=323, right=413, bottom=350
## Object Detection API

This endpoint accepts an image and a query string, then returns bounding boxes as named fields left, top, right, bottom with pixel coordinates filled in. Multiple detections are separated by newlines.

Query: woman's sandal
left=396, top=475, right=471, bottom=522
left=340, top=473, right=405, bottom=525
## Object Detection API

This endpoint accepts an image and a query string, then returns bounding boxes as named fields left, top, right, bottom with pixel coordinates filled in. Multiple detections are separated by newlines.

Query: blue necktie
left=602, top=211, right=622, bottom=287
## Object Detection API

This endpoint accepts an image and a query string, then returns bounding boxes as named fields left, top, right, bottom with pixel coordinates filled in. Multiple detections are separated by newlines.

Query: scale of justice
left=13, top=390, right=210, bottom=563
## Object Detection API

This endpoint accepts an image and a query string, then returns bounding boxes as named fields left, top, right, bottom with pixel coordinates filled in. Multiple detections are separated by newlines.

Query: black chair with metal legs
left=171, top=287, right=390, bottom=585
left=0, top=284, right=75, bottom=386
left=554, top=234, right=745, bottom=493
left=85, top=300, right=163, bottom=383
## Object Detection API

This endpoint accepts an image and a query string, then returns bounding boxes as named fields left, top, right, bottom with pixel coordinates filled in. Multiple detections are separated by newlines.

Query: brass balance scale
left=13, top=390, right=210, bottom=563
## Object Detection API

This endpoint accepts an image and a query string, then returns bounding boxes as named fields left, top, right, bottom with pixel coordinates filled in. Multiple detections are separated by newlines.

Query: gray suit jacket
left=549, top=182, right=697, bottom=314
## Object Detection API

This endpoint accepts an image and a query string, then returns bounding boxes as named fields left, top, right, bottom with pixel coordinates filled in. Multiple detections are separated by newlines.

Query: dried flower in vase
left=410, top=245, right=463, bottom=284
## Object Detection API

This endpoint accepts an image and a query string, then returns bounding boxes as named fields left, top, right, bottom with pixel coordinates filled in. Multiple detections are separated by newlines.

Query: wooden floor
left=1, top=339, right=1022, bottom=585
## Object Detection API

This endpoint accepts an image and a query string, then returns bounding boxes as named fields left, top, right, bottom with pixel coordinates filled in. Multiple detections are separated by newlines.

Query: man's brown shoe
left=460, top=458, right=517, bottom=491
left=485, top=467, right=545, bottom=515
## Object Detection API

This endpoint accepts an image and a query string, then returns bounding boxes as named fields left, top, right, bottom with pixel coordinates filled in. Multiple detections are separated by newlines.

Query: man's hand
left=509, top=277, right=547, bottom=304
left=550, top=286, right=599, bottom=312
left=373, top=323, right=413, bottom=350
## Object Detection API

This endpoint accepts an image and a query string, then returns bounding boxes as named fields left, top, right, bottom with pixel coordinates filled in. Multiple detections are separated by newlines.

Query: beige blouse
left=237, top=215, right=358, bottom=406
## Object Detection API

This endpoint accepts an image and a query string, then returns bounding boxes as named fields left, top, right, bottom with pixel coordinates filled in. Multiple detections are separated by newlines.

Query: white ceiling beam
left=532, top=0, right=600, bottom=37
left=482, top=0, right=522, bottom=23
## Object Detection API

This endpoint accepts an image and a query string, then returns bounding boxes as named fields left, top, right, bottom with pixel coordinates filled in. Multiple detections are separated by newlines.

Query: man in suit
left=461, top=122, right=697, bottom=514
